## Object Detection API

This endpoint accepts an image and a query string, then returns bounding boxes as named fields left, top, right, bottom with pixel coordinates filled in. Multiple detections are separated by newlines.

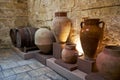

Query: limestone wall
left=0, top=0, right=28, bottom=48
left=0, top=0, right=120, bottom=48
left=28, top=0, right=120, bottom=47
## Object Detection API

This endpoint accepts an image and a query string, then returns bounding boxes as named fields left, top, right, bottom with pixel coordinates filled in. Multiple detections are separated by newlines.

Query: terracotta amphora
left=80, top=18, right=105, bottom=60
left=52, top=12, right=71, bottom=43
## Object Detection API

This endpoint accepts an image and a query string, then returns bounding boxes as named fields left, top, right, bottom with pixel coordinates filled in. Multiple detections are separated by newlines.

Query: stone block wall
left=28, top=0, right=120, bottom=48
left=78, top=0, right=120, bottom=46
left=0, top=0, right=120, bottom=48
left=0, top=0, right=28, bottom=48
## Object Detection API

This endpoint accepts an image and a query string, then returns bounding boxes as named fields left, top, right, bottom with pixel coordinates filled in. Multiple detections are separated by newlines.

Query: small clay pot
left=96, top=46, right=120, bottom=80
left=61, top=44, right=78, bottom=64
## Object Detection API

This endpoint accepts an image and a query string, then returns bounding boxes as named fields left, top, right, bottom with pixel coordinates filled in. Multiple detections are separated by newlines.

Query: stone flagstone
left=28, top=62, right=45, bottom=70
left=17, top=59, right=38, bottom=66
left=32, top=75, right=52, bottom=80
left=13, top=65, right=32, bottom=74
left=15, top=73, right=31, bottom=80
left=0, top=49, right=67, bottom=80
left=46, top=71, right=67, bottom=80
left=2, top=69, right=15, bottom=77
left=0, top=65, right=2, bottom=71
left=28, top=67, right=52, bottom=77
left=0, top=72, right=4, bottom=78
left=1, top=61, right=19, bottom=70
left=3, top=75, right=16, bottom=80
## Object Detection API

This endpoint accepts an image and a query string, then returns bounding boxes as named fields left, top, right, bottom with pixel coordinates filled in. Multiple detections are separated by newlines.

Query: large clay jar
left=80, top=18, right=105, bottom=60
left=35, top=27, right=55, bottom=54
left=52, top=12, right=71, bottom=43
left=96, top=46, right=120, bottom=80
left=61, top=44, right=78, bottom=64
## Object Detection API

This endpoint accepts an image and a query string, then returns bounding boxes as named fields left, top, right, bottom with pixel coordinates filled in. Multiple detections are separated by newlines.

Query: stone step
left=46, top=58, right=87, bottom=80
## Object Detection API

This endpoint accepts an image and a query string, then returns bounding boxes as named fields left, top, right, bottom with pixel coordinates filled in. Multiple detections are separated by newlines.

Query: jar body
left=80, top=19, right=104, bottom=60
left=35, top=27, right=55, bottom=54
left=96, top=46, right=120, bottom=80
left=61, top=44, right=78, bottom=64
left=52, top=12, right=71, bottom=43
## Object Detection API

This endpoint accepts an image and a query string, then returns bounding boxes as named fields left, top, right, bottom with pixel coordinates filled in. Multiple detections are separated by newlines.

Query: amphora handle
left=99, top=21, right=105, bottom=30
left=80, top=22, right=84, bottom=28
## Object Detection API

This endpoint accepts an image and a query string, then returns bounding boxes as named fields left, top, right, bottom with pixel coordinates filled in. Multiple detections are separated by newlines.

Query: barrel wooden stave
left=16, top=27, right=38, bottom=48
left=10, top=28, right=18, bottom=47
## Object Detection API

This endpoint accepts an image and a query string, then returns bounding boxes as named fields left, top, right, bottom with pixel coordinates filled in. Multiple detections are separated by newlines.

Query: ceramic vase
left=52, top=12, right=71, bottom=43
left=96, top=46, right=120, bottom=80
left=80, top=18, right=105, bottom=60
left=35, top=27, right=55, bottom=54
left=61, top=44, right=78, bottom=64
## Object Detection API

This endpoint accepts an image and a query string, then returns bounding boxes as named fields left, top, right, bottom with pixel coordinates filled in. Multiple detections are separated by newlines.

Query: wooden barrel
left=10, top=28, right=18, bottom=47
left=16, top=27, right=38, bottom=48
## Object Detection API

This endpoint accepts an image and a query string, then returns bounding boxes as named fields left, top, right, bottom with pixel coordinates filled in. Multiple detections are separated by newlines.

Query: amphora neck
left=55, top=12, right=67, bottom=17
left=84, top=19, right=100, bottom=25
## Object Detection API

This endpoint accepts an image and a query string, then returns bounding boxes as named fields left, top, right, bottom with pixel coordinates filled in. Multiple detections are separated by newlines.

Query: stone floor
left=0, top=49, right=67, bottom=80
